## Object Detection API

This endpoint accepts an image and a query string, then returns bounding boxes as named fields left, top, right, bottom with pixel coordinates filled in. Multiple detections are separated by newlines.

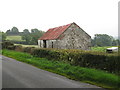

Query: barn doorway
left=52, top=42, right=53, bottom=48
left=43, top=40, right=47, bottom=48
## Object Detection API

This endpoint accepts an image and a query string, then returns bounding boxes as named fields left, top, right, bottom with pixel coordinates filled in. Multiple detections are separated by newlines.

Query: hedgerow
left=2, top=41, right=119, bottom=75
left=30, top=48, right=120, bottom=75
left=2, top=49, right=120, bottom=88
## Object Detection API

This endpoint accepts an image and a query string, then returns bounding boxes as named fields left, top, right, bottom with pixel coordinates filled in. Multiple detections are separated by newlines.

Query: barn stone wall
left=38, top=23, right=91, bottom=50
left=54, top=23, right=91, bottom=50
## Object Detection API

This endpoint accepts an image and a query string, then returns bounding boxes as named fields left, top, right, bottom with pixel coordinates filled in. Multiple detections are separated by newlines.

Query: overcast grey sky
left=0, top=0, right=119, bottom=37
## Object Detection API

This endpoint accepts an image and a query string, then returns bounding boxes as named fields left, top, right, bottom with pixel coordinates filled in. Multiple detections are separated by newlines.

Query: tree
left=6, top=27, right=19, bottom=35
left=22, top=34, right=32, bottom=44
left=92, top=34, right=114, bottom=46
left=30, top=29, right=45, bottom=45
left=22, top=29, right=31, bottom=44
left=21, top=28, right=45, bottom=45
left=23, top=29, right=30, bottom=34
left=91, top=39, right=95, bottom=46
left=116, top=39, right=120, bottom=46
left=0, top=31, right=6, bottom=41
left=31, top=28, right=39, bottom=33
left=6, top=29, right=11, bottom=35
left=112, top=40, right=118, bottom=46
left=11, top=27, right=19, bottom=35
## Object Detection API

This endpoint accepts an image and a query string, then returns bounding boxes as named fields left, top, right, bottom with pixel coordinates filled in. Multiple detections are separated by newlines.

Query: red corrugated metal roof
left=38, top=23, right=72, bottom=40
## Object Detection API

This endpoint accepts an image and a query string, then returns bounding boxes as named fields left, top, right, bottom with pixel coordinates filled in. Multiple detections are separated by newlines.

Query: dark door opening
left=43, top=40, right=47, bottom=48
left=52, top=42, right=53, bottom=48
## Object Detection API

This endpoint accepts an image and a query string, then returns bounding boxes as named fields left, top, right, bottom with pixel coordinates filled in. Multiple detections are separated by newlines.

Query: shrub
left=10, top=40, right=26, bottom=44
left=14, top=45, right=23, bottom=52
left=3, top=44, right=120, bottom=75
left=7, top=46, right=15, bottom=50
left=23, top=47, right=35, bottom=54
left=2, top=41, right=14, bottom=49
left=31, top=48, right=120, bottom=75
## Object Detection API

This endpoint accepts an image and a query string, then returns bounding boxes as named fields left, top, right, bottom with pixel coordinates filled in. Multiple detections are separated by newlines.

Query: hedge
left=29, top=48, right=119, bottom=74
left=2, top=41, right=120, bottom=75
left=1, top=41, right=15, bottom=49
left=9, top=40, right=26, bottom=44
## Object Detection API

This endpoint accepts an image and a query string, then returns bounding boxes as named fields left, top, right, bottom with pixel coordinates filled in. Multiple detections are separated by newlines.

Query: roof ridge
left=48, top=23, right=72, bottom=30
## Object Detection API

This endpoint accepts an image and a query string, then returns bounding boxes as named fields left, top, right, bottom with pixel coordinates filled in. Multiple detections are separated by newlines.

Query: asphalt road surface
left=2, top=55, right=103, bottom=89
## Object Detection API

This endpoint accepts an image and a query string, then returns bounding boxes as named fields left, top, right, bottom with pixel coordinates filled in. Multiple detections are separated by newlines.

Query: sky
left=0, top=0, right=119, bottom=37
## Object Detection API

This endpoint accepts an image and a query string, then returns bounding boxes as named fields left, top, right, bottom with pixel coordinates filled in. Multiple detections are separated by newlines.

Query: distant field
left=6, top=35, right=25, bottom=41
left=91, top=46, right=118, bottom=52
left=15, top=44, right=117, bottom=52
left=15, top=44, right=38, bottom=48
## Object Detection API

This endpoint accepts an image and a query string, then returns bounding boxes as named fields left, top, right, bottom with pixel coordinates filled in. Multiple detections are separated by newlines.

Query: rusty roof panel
left=38, top=23, right=72, bottom=40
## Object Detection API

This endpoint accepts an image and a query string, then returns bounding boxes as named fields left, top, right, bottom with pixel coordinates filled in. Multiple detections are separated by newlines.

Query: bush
left=31, top=48, right=120, bottom=75
left=7, top=46, right=15, bottom=50
left=14, top=45, right=23, bottom=52
left=4, top=44, right=120, bottom=75
left=2, top=41, right=14, bottom=49
left=23, top=47, right=35, bottom=54
left=10, top=40, right=26, bottom=44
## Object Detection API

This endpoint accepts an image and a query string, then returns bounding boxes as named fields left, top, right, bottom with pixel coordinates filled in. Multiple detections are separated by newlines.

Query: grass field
left=15, top=44, right=38, bottom=48
left=15, top=45, right=117, bottom=52
left=91, top=46, right=118, bottom=52
left=2, top=49, right=120, bottom=89
left=6, top=35, right=25, bottom=41
left=15, top=44, right=118, bottom=52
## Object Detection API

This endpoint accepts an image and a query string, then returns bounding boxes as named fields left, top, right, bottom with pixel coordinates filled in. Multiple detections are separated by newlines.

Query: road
left=2, top=55, right=103, bottom=89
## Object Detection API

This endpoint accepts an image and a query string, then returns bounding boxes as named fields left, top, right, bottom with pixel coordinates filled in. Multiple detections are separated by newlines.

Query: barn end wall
left=56, top=23, right=91, bottom=50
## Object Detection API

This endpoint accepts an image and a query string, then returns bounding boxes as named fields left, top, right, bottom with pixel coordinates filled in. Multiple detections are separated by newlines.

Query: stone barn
left=38, top=22, right=91, bottom=50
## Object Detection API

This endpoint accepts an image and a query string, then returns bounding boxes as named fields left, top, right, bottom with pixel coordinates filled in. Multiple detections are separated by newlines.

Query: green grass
left=91, top=46, right=118, bottom=52
left=2, top=49, right=120, bottom=89
left=15, top=44, right=38, bottom=48
left=6, top=35, right=25, bottom=41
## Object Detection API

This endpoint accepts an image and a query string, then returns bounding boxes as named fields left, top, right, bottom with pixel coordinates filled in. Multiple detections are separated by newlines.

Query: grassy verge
left=2, top=49, right=120, bottom=89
